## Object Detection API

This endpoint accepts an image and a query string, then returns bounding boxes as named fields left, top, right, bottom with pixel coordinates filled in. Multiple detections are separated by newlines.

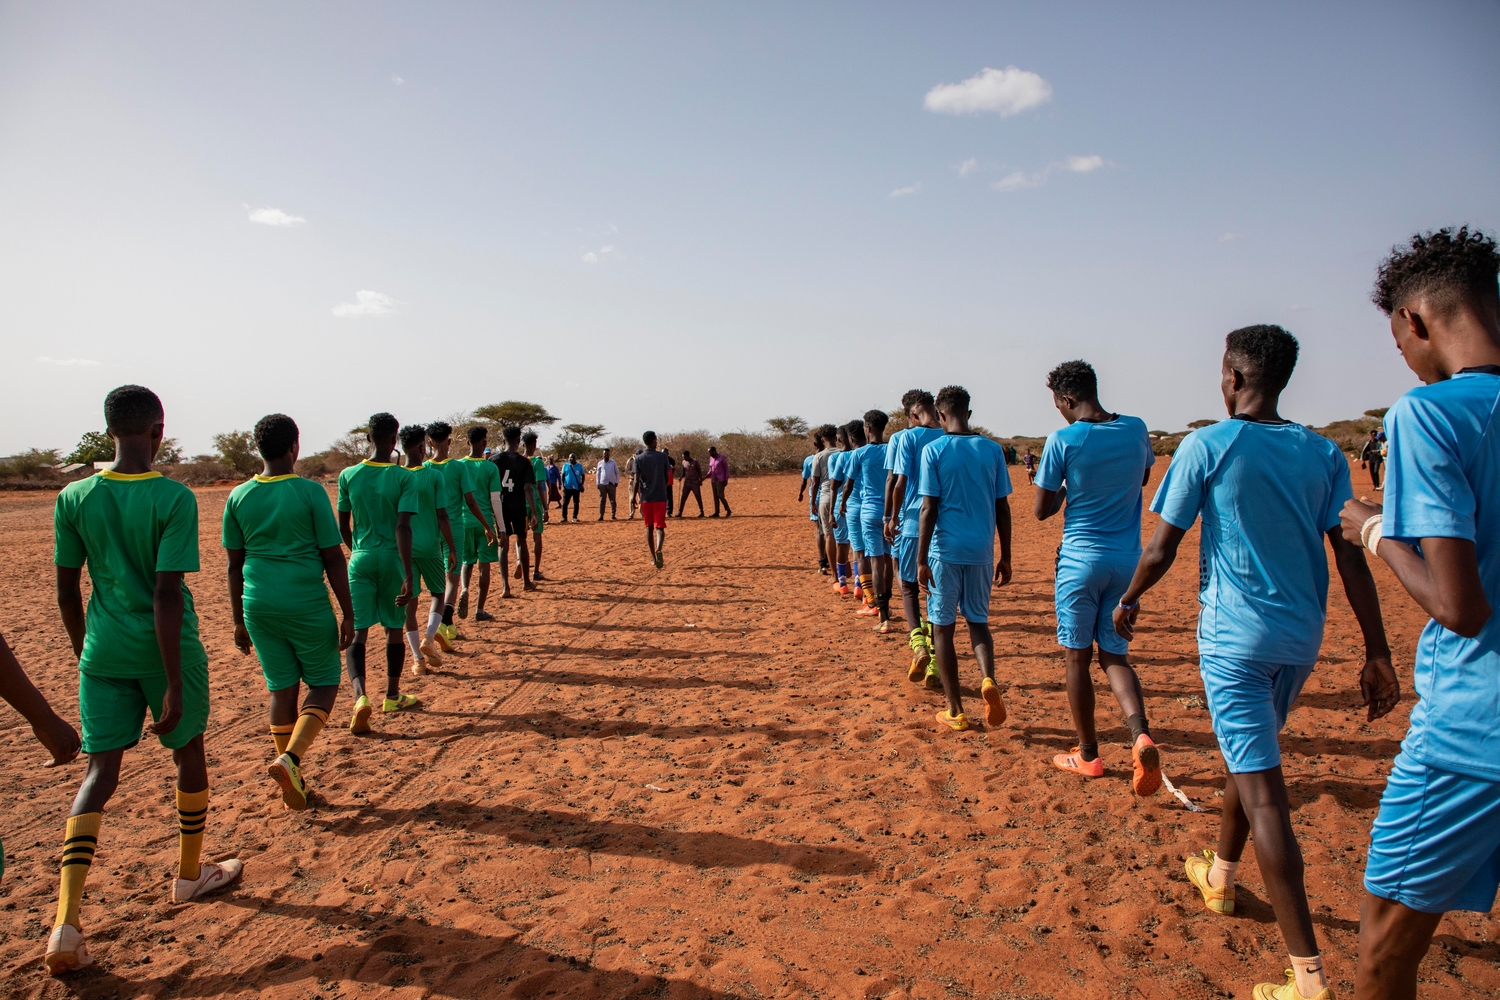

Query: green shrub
left=212, top=430, right=259, bottom=477
left=67, top=431, right=114, bottom=465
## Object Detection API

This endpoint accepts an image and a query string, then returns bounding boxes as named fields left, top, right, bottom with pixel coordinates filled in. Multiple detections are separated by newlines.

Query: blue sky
left=2, top=1, right=1496, bottom=456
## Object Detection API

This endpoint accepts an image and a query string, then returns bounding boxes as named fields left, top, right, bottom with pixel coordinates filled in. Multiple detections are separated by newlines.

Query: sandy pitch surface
left=0, top=467, right=1495, bottom=999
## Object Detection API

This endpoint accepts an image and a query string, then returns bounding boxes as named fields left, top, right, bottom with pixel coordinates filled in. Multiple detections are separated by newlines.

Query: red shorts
left=640, top=501, right=667, bottom=528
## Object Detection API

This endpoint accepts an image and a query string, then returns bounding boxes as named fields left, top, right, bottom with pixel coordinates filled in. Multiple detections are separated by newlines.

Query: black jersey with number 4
left=490, top=451, right=535, bottom=516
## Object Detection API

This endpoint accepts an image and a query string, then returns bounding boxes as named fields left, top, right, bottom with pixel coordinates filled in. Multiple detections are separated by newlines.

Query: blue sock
left=837, top=562, right=848, bottom=583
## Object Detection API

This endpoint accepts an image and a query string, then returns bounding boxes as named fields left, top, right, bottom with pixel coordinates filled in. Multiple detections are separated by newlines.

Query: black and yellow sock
left=269, top=723, right=295, bottom=755
left=177, top=788, right=208, bottom=881
left=286, top=705, right=329, bottom=764
left=54, top=812, right=101, bottom=929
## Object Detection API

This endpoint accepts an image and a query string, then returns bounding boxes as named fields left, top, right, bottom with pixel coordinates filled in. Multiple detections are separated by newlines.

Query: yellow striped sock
left=286, top=705, right=329, bottom=761
left=176, top=788, right=208, bottom=881
left=269, top=723, right=295, bottom=754
left=54, top=812, right=101, bottom=929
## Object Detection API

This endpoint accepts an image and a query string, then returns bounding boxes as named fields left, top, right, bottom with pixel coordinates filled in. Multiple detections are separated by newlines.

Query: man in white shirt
left=595, top=448, right=620, bottom=521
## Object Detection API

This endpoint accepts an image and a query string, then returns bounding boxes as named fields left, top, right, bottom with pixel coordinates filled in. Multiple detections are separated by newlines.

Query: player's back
left=1038, top=415, right=1154, bottom=553
left=426, top=458, right=470, bottom=523
left=892, top=426, right=945, bottom=535
left=405, top=464, right=446, bottom=556
left=634, top=449, right=670, bottom=502
left=919, top=434, right=1009, bottom=565
left=855, top=443, right=888, bottom=514
left=224, top=475, right=338, bottom=614
left=337, top=461, right=409, bottom=552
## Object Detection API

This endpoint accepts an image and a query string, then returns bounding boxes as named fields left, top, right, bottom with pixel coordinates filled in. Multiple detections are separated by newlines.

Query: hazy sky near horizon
left=2, top=2, right=1497, bottom=457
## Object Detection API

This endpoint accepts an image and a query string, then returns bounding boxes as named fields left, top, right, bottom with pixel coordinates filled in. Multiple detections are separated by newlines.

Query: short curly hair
left=104, top=385, right=163, bottom=436
left=1373, top=226, right=1499, bottom=316
left=1045, top=360, right=1098, bottom=402
left=399, top=424, right=427, bottom=451
left=900, top=389, right=934, bottom=415
left=935, top=385, right=970, bottom=417
left=253, top=413, right=298, bottom=461
left=426, top=420, right=452, bottom=442
left=369, top=412, right=400, bottom=440
left=1225, top=325, right=1299, bottom=393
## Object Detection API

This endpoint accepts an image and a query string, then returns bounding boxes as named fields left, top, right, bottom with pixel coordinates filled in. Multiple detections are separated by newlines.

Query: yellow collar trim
left=461, top=456, right=487, bottom=461
left=361, top=460, right=397, bottom=468
left=97, top=469, right=162, bottom=481
left=254, top=474, right=300, bottom=483
left=428, top=458, right=450, bottom=465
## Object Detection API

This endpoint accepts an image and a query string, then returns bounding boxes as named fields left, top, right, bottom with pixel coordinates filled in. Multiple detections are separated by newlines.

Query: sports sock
left=858, top=571, right=872, bottom=595
left=1289, top=954, right=1326, bottom=996
left=286, top=705, right=329, bottom=764
left=877, top=593, right=890, bottom=621
left=405, top=629, right=423, bottom=665
left=1208, top=854, right=1239, bottom=891
left=177, top=788, right=208, bottom=881
left=901, top=581, right=921, bottom=631
left=426, top=608, right=442, bottom=642
left=442, top=603, right=454, bottom=626
left=385, top=642, right=403, bottom=697
left=269, top=723, right=295, bottom=754
left=836, top=562, right=848, bottom=583
left=345, top=639, right=367, bottom=689
left=1126, top=713, right=1151, bottom=741
left=1079, top=742, right=1099, bottom=762
left=54, top=812, right=101, bottom=928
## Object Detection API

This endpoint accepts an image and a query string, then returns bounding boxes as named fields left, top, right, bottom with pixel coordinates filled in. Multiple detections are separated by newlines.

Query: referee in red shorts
left=631, top=431, right=673, bottom=569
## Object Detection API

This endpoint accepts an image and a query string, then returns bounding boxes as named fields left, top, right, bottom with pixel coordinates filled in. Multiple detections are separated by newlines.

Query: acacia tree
left=766, top=416, right=809, bottom=437
left=561, top=423, right=606, bottom=445
left=473, top=401, right=557, bottom=430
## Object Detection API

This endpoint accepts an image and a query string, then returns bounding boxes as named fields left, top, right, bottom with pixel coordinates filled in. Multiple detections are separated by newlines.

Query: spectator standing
left=709, top=446, right=732, bottom=517
left=545, top=456, right=561, bottom=516
left=1359, top=428, right=1385, bottom=490
left=595, top=448, right=619, bottom=520
left=677, top=451, right=705, bottom=517
left=560, top=454, right=585, bottom=522
left=626, top=447, right=644, bottom=520
left=663, top=449, right=677, bottom=516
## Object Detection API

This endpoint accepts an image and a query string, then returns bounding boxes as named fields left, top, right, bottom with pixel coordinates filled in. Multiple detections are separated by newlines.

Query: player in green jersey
left=223, top=413, right=354, bottom=812
left=400, top=424, right=458, bottom=675
left=336, top=413, right=421, bottom=729
left=457, top=425, right=503, bottom=623
left=422, top=421, right=492, bottom=651
left=522, top=431, right=548, bottom=581
left=48, top=385, right=243, bottom=975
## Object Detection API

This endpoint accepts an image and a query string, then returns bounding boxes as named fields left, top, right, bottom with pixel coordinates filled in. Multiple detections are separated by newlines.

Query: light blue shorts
left=1364, top=752, right=1500, bottom=914
left=1199, top=655, right=1313, bottom=773
left=859, top=516, right=889, bottom=557
left=927, top=560, right=991, bottom=626
left=1054, top=548, right=1137, bottom=655
left=832, top=510, right=850, bottom=545
left=846, top=507, right=864, bottom=553
left=895, top=533, right=920, bottom=583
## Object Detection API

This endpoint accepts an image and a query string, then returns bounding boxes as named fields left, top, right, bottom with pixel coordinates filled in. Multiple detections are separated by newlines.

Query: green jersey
left=460, top=456, right=500, bottom=527
left=425, top=457, right=472, bottom=528
left=53, top=470, right=206, bottom=679
left=404, top=463, right=449, bottom=559
left=529, top=456, right=547, bottom=501
left=336, top=461, right=419, bottom=552
left=222, top=474, right=342, bottom=617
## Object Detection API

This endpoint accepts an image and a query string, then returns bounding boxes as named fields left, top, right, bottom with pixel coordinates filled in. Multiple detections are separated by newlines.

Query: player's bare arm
left=395, top=511, right=415, bottom=607
left=994, top=496, right=1013, bottom=585
left=320, top=545, right=356, bottom=650
left=1113, top=521, right=1188, bottom=642
left=227, top=548, right=251, bottom=654
left=1327, top=527, right=1399, bottom=721
left=151, top=570, right=185, bottom=735
left=0, top=633, right=80, bottom=767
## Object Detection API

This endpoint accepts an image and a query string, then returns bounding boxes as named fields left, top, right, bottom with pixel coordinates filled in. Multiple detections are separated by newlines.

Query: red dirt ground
left=0, top=466, right=1495, bottom=999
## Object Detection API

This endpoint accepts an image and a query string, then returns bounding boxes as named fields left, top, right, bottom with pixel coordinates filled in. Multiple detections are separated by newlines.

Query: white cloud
left=246, top=206, right=306, bottom=226
left=957, top=157, right=979, bottom=177
left=992, top=170, right=1043, bottom=193
left=1218, top=232, right=1243, bottom=243
left=36, top=356, right=100, bottom=366
left=888, top=182, right=922, bottom=198
left=1063, top=154, right=1104, bottom=173
left=924, top=66, right=1053, bottom=117
left=581, top=244, right=617, bottom=264
left=582, top=252, right=599, bottom=264
left=331, top=290, right=398, bottom=317
left=392, top=75, right=404, bottom=85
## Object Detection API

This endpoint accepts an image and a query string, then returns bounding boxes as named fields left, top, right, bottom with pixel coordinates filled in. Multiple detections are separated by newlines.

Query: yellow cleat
left=349, top=695, right=372, bottom=734
left=268, top=752, right=308, bottom=811
left=1252, top=970, right=1334, bottom=1000
left=383, top=693, right=420, bottom=713
left=936, top=709, right=969, bottom=732
left=1184, top=849, right=1235, bottom=915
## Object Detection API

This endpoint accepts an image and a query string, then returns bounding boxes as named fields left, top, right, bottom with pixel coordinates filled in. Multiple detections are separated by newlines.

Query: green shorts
left=349, top=549, right=407, bottom=630
left=78, top=661, right=210, bottom=753
left=462, top=521, right=498, bottom=565
left=530, top=498, right=546, bottom=533
left=245, top=608, right=342, bottom=691
left=414, top=556, right=447, bottom=596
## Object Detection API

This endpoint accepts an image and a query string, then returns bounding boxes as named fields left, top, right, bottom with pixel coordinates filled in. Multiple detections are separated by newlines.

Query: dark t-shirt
left=634, top=449, right=671, bottom=503
left=490, top=451, right=536, bottom=516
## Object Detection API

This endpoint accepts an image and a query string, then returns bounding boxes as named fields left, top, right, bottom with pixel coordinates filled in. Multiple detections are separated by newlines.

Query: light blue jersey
left=852, top=442, right=889, bottom=520
left=1382, top=371, right=1500, bottom=779
left=843, top=444, right=870, bottom=522
left=1036, top=414, right=1155, bottom=553
left=889, top=425, right=945, bottom=538
left=802, top=454, right=817, bottom=520
left=1150, top=418, right=1350, bottom=665
left=918, top=434, right=1012, bottom=566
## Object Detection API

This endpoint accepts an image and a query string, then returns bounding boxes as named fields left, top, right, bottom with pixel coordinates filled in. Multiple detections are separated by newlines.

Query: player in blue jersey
left=838, top=419, right=872, bottom=607
left=798, top=428, right=830, bottom=574
left=1033, top=360, right=1161, bottom=796
left=1338, top=228, right=1499, bottom=1000
left=917, top=386, right=1013, bottom=732
left=1114, top=326, right=1393, bottom=1000
left=887, top=389, right=945, bottom=685
left=826, top=425, right=854, bottom=596
left=848, top=410, right=894, bottom=630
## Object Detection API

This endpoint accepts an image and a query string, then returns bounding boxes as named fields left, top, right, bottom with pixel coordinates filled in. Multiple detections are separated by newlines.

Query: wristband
left=1118, top=599, right=1139, bottom=612
left=1360, top=513, right=1383, bottom=555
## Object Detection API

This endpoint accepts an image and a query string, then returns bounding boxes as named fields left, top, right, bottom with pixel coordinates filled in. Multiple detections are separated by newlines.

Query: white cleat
left=45, top=924, right=92, bottom=975
left=172, top=859, right=244, bottom=903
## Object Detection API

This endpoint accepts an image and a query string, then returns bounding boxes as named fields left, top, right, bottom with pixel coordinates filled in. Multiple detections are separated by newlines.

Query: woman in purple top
left=708, top=446, right=731, bottom=517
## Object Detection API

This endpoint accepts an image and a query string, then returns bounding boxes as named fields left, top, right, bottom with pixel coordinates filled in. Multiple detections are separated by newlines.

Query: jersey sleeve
left=918, top=443, right=941, bottom=498
left=1034, top=431, right=1066, bottom=492
left=1323, top=447, right=1353, bottom=533
left=1383, top=393, right=1475, bottom=543
left=309, top=483, right=343, bottom=549
left=994, top=445, right=1014, bottom=499
left=221, top=493, right=245, bottom=550
left=157, top=489, right=201, bottom=573
left=1149, top=432, right=1209, bottom=530
left=431, top=472, right=449, bottom=511
left=53, top=492, right=86, bottom=569
left=336, top=469, right=352, bottom=512
left=397, top=469, right=421, bottom=515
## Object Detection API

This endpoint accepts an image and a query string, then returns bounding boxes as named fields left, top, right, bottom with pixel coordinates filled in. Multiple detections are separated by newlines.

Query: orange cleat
left=1053, top=748, right=1105, bottom=778
left=1132, top=733, right=1162, bottom=796
left=980, top=677, right=1006, bottom=727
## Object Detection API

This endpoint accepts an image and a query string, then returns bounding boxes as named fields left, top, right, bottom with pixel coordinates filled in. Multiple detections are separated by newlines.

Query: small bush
left=212, top=430, right=258, bottom=477
left=67, top=431, right=114, bottom=465
left=1, top=448, right=62, bottom=479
